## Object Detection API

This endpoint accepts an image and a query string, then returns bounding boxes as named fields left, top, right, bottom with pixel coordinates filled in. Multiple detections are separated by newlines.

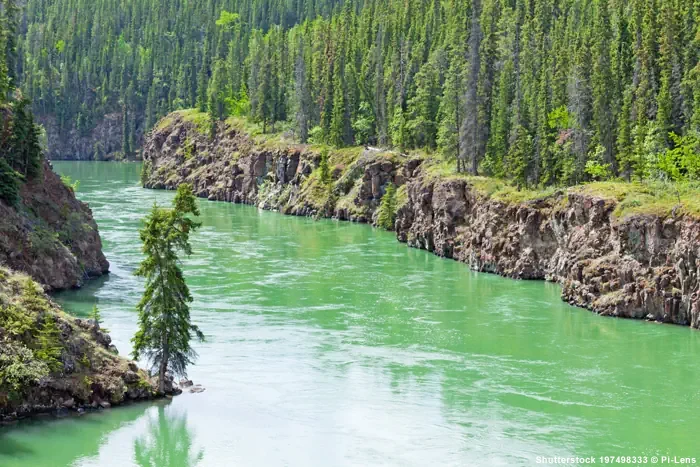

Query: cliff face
left=0, top=161, right=110, bottom=290
left=143, top=112, right=700, bottom=329
left=0, top=267, right=159, bottom=422
left=39, top=113, right=142, bottom=161
left=397, top=177, right=700, bottom=327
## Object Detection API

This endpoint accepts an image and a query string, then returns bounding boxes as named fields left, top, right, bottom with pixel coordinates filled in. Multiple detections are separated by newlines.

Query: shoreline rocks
left=0, top=268, right=167, bottom=424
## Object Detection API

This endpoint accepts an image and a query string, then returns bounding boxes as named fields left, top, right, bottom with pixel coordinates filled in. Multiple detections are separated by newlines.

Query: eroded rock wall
left=397, top=176, right=700, bottom=327
left=143, top=113, right=700, bottom=328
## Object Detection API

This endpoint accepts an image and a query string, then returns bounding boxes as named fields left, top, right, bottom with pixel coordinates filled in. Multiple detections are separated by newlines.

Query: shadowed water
left=1, top=161, right=699, bottom=466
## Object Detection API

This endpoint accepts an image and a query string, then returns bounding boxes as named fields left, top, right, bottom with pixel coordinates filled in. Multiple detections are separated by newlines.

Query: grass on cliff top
left=156, top=109, right=212, bottom=134
left=421, top=158, right=700, bottom=218
left=153, top=111, right=700, bottom=219
left=421, top=159, right=562, bottom=204
left=161, top=110, right=397, bottom=163
left=572, top=180, right=700, bottom=218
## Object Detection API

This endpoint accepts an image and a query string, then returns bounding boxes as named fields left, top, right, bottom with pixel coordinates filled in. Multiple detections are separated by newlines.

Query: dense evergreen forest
left=15, top=0, right=700, bottom=187
left=0, top=0, right=43, bottom=206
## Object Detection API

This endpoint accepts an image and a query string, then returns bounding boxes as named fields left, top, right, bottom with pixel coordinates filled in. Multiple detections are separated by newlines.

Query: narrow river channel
left=2, top=161, right=699, bottom=466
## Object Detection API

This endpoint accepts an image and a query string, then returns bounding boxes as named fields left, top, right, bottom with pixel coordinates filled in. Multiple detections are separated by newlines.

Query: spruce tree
left=376, top=183, right=397, bottom=230
left=132, top=184, right=205, bottom=392
left=207, top=59, right=230, bottom=123
left=89, top=304, right=108, bottom=333
left=35, top=315, right=62, bottom=371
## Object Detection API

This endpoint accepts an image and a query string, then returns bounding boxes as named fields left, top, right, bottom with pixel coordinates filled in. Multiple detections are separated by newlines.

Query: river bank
left=143, top=110, right=700, bottom=329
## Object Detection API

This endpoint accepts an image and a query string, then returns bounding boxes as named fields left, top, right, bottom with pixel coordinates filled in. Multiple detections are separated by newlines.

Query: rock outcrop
left=0, top=268, right=165, bottom=423
left=0, top=161, right=110, bottom=290
left=143, top=112, right=700, bottom=329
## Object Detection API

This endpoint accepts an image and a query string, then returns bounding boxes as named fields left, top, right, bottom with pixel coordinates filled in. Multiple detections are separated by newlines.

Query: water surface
left=2, top=162, right=699, bottom=466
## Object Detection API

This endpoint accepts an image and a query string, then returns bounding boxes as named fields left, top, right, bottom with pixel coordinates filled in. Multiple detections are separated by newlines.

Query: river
left=1, top=161, right=699, bottom=466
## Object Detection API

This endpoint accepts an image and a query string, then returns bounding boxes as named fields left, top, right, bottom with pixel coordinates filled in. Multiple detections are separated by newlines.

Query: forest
left=12, top=0, right=700, bottom=188
left=1, top=0, right=43, bottom=206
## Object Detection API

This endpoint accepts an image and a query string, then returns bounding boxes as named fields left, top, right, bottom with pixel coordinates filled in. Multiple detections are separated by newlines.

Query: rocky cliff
left=0, top=161, right=110, bottom=290
left=397, top=177, right=700, bottom=327
left=143, top=111, right=700, bottom=329
left=39, top=113, right=142, bottom=161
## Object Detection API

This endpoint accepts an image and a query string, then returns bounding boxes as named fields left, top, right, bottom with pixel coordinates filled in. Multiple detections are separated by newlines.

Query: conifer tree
left=89, top=305, right=108, bottom=332
left=376, top=183, right=397, bottom=230
left=35, top=315, right=62, bottom=371
left=318, top=149, right=332, bottom=186
left=132, top=184, right=205, bottom=392
left=208, top=59, right=230, bottom=123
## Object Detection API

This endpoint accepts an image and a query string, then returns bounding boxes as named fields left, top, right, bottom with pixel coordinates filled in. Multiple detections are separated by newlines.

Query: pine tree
left=484, top=60, right=514, bottom=177
left=132, top=184, right=205, bottom=392
left=294, top=39, right=311, bottom=143
left=592, top=0, right=616, bottom=172
left=207, top=59, right=230, bottom=123
left=506, top=126, right=533, bottom=189
left=10, top=97, right=42, bottom=179
left=2, top=0, right=19, bottom=86
left=0, top=158, right=20, bottom=206
left=376, top=183, right=397, bottom=230
left=145, top=81, right=157, bottom=130
left=89, top=304, right=108, bottom=332
left=35, top=315, right=62, bottom=371
left=329, top=61, right=347, bottom=147
left=318, top=149, right=332, bottom=186
left=438, top=57, right=465, bottom=162
left=0, top=26, right=10, bottom=100
left=459, top=0, right=483, bottom=174
left=197, top=49, right=209, bottom=113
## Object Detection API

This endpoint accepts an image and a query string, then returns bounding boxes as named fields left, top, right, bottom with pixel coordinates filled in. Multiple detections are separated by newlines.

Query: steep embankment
left=143, top=111, right=700, bottom=329
left=38, top=113, right=142, bottom=161
left=0, top=161, right=110, bottom=290
left=0, top=267, right=163, bottom=422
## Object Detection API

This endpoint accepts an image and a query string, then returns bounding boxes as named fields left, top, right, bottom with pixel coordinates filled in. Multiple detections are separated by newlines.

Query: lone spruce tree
left=132, top=184, right=204, bottom=392
left=376, top=183, right=397, bottom=230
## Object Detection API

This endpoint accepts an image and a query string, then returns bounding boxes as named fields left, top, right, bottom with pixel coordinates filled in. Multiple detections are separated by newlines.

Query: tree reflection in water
left=134, top=402, right=204, bottom=467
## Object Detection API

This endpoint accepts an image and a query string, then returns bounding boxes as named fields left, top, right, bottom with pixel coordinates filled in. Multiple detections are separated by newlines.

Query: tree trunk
left=158, top=345, right=169, bottom=393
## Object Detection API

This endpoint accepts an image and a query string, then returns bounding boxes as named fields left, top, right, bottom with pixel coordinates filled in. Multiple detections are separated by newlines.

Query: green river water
left=1, top=161, right=700, bottom=466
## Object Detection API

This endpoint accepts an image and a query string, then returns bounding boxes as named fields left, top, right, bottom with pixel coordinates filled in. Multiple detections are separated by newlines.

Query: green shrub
left=28, top=227, right=59, bottom=256
left=0, top=303, right=34, bottom=338
left=183, top=139, right=196, bottom=160
left=60, top=174, right=80, bottom=192
left=140, top=161, right=151, bottom=186
left=0, top=339, right=49, bottom=401
left=58, top=211, right=92, bottom=246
